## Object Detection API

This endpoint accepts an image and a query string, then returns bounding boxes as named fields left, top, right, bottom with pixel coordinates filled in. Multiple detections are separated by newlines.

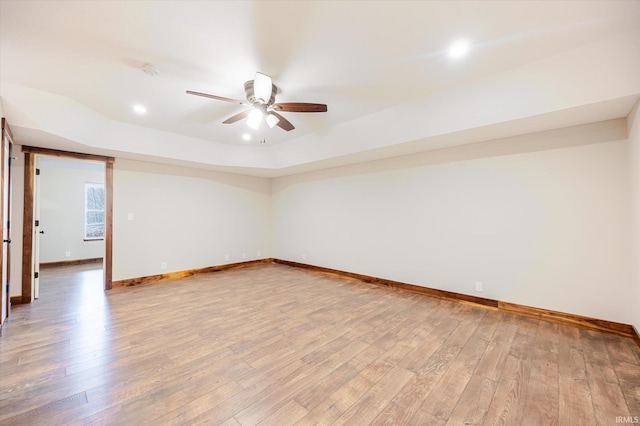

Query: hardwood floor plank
left=444, top=374, right=496, bottom=425
left=509, top=328, right=537, bottom=361
left=333, top=365, right=414, bottom=426
left=579, top=327, right=636, bottom=423
left=255, top=399, right=308, bottom=426
left=475, top=320, right=518, bottom=381
left=472, top=310, right=504, bottom=342
left=293, top=331, right=394, bottom=411
left=604, top=332, right=640, bottom=365
left=535, top=321, right=560, bottom=354
left=484, top=357, right=531, bottom=425
left=580, top=329, right=620, bottom=383
left=295, top=374, right=374, bottom=425
left=372, top=330, right=487, bottom=425
left=233, top=339, right=369, bottom=425
left=558, top=325, right=587, bottom=380
left=219, top=417, right=242, bottom=426
left=46, top=355, right=181, bottom=424
left=585, top=359, right=633, bottom=424
left=397, top=317, right=458, bottom=373
left=522, top=347, right=560, bottom=426
left=152, top=380, right=247, bottom=425
left=558, top=376, right=596, bottom=426
left=417, top=337, right=489, bottom=423
left=2, top=391, right=88, bottom=426
left=612, top=361, right=640, bottom=416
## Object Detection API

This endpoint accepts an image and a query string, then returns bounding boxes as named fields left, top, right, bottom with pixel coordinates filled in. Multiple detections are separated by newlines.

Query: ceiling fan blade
left=253, top=72, right=273, bottom=103
left=270, top=112, right=295, bottom=131
left=273, top=102, right=327, bottom=113
left=186, top=90, right=246, bottom=105
left=222, top=110, right=251, bottom=124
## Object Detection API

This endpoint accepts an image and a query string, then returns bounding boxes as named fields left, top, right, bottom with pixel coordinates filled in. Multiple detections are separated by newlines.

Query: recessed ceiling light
left=241, top=133, right=251, bottom=141
left=132, top=104, right=147, bottom=115
left=448, top=39, right=471, bottom=59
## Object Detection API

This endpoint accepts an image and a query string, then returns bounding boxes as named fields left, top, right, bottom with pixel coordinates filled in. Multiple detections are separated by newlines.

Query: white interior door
left=33, top=158, right=41, bottom=299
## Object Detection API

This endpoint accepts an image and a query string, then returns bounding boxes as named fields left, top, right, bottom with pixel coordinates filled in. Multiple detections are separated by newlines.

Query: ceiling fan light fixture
left=266, top=112, right=279, bottom=128
left=253, top=72, right=272, bottom=103
left=186, top=72, right=327, bottom=132
left=247, top=108, right=263, bottom=129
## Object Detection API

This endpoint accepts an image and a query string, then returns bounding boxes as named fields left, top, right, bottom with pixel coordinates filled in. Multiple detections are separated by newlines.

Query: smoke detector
left=140, top=63, right=160, bottom=76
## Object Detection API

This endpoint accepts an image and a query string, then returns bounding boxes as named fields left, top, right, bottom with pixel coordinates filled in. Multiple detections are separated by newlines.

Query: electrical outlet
left=257, top=250, right=262, bottom=257
left=302, top=253, right=307, bottom=260
left=65, top=251, right=71, bottom=257
left=225, top=254, right=230, bottom=261
left=242, top=253, right=246, bottom=260
left=475, top=282, right=483, bottom=292
left=127, top=213, right=134, bottom=221
left=161, top=262, right=167, bottom=270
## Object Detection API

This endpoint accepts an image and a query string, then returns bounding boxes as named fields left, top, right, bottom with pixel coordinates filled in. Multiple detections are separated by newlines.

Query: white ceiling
left=1, top=0, right=639, bottom=176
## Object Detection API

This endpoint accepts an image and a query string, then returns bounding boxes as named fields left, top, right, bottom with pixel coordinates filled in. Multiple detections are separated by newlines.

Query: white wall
left=272, top=120, right=632, bottom=324
left=629, top=102, right=640, bottom=333
left=112, top=160, right=271, bottom=281
left=9, top=145, right=23, bottom=297
left=39, top=157, right=105, bottom=262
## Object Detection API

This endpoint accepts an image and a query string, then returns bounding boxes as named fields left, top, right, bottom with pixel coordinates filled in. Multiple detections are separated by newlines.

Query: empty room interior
left=0, top=1, right=639, bottom=425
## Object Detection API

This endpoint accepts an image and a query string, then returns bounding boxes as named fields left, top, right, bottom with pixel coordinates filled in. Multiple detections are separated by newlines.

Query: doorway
left=34, top=156, right=106, bottom=300
left=21, top=146, right=114, bottom=304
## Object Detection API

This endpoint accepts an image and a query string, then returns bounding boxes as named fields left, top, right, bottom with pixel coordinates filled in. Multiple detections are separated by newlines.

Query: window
left=85, top=182, right=105, bottom=240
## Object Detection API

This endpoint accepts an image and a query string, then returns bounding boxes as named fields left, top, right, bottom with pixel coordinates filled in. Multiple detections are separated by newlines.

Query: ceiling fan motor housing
left=244, top=80, right=278, bottom=105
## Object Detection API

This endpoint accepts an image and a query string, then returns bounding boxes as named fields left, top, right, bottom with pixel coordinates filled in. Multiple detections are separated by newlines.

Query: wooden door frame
left=1, top=119, right=13, bottom=321
left=21, top=146, right=114, bottom=302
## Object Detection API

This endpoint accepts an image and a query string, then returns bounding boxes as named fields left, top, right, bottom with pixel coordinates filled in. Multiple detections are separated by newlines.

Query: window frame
left=84, top=182, right=105, bottom=241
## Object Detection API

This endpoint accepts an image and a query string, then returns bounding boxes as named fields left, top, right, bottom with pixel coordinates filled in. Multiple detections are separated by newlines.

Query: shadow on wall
left=113, top=159, right=271, bottom=195
left=274, top=118, right=627, bottom=189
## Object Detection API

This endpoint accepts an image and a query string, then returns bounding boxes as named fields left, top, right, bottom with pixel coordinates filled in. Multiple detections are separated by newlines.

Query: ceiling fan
left=186, top=72, right=327, bottom=132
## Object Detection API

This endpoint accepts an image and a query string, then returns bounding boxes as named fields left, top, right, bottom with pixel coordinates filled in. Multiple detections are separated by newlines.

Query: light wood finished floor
left=1, top=263, right=638, bottom=425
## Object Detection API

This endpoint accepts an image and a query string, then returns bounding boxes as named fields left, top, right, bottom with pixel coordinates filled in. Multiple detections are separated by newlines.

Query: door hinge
left=34, top=272, right=39, bottom=279
left=36, top=168, right=40, bottom=176
left=35, top=220, right=39, bottom=227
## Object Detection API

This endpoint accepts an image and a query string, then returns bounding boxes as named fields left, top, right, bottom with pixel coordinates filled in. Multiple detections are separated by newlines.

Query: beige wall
left=112, top=160, right=271, bottom=281
left=629, top=101, right=640, bottom=333
left=272, top=120, right=632, bottom=324
left=38, top=157, right=105, bottom=263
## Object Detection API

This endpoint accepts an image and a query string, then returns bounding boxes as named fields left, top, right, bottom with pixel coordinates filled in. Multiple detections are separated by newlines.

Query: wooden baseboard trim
left=273, top=259, right=639, bottom=340
left=496, top=301, right=637, bottom=339
left=273, top=259, right=499, bottom=308
left=40, top=258, right=103, bottom=269
left=633, top=326, right=640, bottom=350
left=112, top=258, right=274, bottom=288
left=10, top=296, right=23, bottom=305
